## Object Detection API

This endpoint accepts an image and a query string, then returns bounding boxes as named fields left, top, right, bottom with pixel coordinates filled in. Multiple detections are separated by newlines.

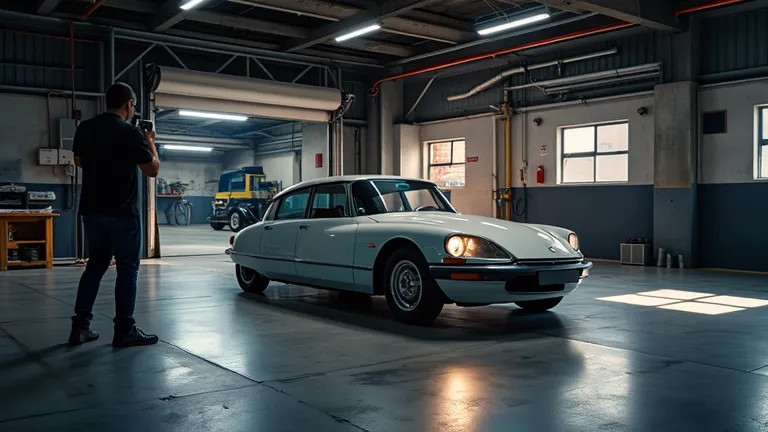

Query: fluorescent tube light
left=180, top=0, right=206, bottom=10
left=163, top=145, right=213, bottom=152
left=477, top=13, right=550, bottom=36
left=335, top=24, right=381, bottom=42
left=179, top=110, right=248, bottom=121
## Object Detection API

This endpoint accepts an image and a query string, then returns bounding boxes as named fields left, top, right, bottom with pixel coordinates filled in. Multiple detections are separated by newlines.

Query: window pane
left=597, top=123, right=629, bottom=153
left=311, top=185, right=348, bottom=218
left=562, top=157, right=594, bottom=183
left=596, top=153, right=629, bottom=182
left=276, top=190, right=310, bottom=220
left=429, top=164, right=466, bottom=188
left=230, top=174, right=245, bottom=192
left=430, top=142, right=451, bottom=164
left=563, top=126, right=595, bottom=154
left=761, top=145, right=768, bottom=178
left=762, top=109, right=768, bottom=140
left=452, top=141, right=466, bottom=163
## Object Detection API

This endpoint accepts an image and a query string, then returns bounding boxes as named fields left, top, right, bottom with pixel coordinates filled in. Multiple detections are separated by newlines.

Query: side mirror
left=357, top=207, right=366, bottom=215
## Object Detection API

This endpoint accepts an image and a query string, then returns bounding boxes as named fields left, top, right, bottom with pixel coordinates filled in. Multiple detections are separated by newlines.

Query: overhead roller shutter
left=149, top=66, right=342, bottom=123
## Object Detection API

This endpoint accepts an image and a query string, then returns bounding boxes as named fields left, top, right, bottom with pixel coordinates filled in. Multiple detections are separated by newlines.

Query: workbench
left=0, top=212, right=57, bottom=271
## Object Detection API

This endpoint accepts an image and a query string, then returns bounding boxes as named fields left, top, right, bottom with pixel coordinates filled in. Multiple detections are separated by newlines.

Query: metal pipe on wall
left=504, top=93, right=512, bottom=221
left=544, top=71, right=660, bottom=93
left=446, top=48, right=618, bottom=101
left=505, top=63, right=661, bottom=91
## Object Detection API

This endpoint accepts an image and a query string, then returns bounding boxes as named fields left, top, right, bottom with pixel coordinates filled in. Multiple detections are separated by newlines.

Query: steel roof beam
left=282, top=0, right=442, bottom=52
left=537, top=0, right=680, bottom=31
left=37, top=0, right=63, bottom=14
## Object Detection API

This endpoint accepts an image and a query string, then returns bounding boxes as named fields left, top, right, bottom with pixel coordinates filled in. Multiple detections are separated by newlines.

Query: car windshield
left=351, top=179, right=455, bottom=216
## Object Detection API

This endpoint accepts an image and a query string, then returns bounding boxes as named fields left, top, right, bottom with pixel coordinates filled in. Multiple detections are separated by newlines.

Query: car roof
left=272, top=175, right=437, bottom=200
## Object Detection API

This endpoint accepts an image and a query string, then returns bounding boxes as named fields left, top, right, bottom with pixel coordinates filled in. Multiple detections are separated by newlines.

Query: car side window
left=351, top=181, right=386, bottom=216
left=310, top=184, right=348, bottom=219
left=230, top=173, right=245, bottom=192
left=275, top=189, right=310, bottom=221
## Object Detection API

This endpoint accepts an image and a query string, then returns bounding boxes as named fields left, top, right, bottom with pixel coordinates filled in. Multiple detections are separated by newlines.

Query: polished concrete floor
left=158, top=224, right=232, bottom=257
left=1, top=257, right=768, bottom=431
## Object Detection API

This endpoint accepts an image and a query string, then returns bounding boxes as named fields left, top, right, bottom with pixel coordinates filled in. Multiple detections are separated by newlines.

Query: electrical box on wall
left=58, top=149, right=74, bottom=166
left=59, top=118, right=77, bottom=151
left=38, top=149, right=58, bottom=166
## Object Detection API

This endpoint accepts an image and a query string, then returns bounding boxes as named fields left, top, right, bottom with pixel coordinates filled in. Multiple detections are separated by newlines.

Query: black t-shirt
left=73, top=112, right=154, bottom=218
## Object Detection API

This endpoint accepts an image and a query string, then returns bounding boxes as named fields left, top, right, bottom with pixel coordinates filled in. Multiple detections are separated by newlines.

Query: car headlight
left=445, top=235, right=508, bottom=259
left=568, top=233, right=579, bottom=251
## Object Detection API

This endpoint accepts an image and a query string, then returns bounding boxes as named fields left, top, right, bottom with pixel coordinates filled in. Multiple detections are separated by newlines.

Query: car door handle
left=264, top=226, right=273, bottom=231
left=299, top=225, right=309, bottom=230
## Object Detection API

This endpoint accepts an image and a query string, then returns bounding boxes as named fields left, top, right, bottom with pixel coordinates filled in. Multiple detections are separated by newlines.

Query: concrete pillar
left=379, top=80, right=403, bottom=176
left=653, top=81, right=698, bottom=267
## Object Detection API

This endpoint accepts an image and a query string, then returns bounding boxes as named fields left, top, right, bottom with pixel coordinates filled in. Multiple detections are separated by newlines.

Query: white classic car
left=226, top=175, right=592, bottom=325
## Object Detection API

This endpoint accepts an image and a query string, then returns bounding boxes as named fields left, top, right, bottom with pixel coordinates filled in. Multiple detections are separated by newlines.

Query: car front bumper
left=429, top=260, right=593, bottom=304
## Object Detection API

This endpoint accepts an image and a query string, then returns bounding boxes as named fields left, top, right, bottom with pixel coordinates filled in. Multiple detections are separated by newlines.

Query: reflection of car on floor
left=208, top=166, right=281, bottom=232
left=226, top=175, right=592, bottom=325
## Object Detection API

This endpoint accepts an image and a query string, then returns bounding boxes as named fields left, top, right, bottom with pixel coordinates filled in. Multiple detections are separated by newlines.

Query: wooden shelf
left=8, top=240, right=45, bottom=249
left=7, top=261, right=47, bottom=268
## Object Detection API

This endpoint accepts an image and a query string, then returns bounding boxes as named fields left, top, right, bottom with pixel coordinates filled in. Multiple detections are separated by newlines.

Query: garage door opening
left=144, top=65, right=343, bottom=258
left=153, top=108, right=301, bottom=257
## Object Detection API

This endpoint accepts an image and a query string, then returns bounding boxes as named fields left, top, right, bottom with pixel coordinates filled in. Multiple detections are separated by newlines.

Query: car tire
left=229, top=212, right=243, bottom=232
left=515, top=296, right=563, bottom=312
left=236, top=264, right=270, bottom=294
left=210, top=223, right=225, bottom=231
left=384, top=247, right=444, bottom=326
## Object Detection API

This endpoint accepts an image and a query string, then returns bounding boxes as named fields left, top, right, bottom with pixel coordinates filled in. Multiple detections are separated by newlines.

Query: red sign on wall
left=466, top=156, right=479, bottom=163
left=315, top=153, right=323, bottom=168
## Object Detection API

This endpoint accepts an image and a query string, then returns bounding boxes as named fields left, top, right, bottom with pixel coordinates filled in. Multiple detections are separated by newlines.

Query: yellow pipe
left=504, top=105, right=512, bottom=221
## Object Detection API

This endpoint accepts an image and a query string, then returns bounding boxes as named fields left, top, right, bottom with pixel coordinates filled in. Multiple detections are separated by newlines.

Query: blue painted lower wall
left=156, top=196, right=214, bottom=225
left=698, top=183, right=768, bottom=272
left=18, top=183, right=79, bottom=260
left=510, top=185, right=654, bottom=261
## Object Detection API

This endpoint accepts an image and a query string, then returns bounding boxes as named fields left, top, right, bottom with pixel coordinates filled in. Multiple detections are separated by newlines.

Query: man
left=69, top=82, right=161, bottom=347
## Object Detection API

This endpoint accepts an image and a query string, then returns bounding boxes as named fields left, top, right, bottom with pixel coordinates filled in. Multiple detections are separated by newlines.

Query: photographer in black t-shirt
left=69, top=82, right=161, bottom=347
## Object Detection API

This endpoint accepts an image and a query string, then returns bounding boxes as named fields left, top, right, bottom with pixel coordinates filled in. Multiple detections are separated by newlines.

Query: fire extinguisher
left=536, top=165, right=544, bottom=184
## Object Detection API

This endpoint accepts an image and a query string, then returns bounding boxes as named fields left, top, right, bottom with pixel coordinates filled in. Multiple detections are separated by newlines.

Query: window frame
left=758, top=106, right=768, bottom=180
left=559, top=121, right=630, bottom=185
left=307, top=183, right=352, bottom=219
left=427, top=139, right=466, bottom=189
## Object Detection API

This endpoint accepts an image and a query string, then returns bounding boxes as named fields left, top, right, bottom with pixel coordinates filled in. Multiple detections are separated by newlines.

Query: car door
left=293, top=183, right=359, bottom=291
left=258, top=188, right=311, bottom=281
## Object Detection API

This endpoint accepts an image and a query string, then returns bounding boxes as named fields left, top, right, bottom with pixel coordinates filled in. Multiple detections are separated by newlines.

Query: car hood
left=368, top=212, right=582, bottom=260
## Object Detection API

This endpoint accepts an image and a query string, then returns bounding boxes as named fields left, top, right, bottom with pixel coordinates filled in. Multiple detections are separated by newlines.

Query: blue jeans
left=72, top=215, right=141, bottom=333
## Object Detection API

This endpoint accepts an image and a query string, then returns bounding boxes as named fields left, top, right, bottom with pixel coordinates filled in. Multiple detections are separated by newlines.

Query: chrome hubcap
left=239, top=266, right=256, bottom=284
left=231, top=213, right=240, bottom=229
left=390, top=260, right=422, bottom=311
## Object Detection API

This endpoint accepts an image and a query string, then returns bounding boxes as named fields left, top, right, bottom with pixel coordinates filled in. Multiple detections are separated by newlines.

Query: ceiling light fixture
left=477, top=13, right=551, bottom=36
left=180, top=0, right=206, bottom=10
left=163, top=145, right=213, bottom=152
left=335, top=24, right=381, bottom=42
left=179, top=110, right=248, bottom=121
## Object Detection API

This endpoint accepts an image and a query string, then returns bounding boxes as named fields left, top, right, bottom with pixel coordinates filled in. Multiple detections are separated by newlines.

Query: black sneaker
left=112, top=326, right=159, bottom=348
left=68, top=327, right=100, bottom=346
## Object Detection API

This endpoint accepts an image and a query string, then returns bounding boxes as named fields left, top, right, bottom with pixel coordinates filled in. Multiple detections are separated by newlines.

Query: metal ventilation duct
left=445, top=48, right=618, bottom=101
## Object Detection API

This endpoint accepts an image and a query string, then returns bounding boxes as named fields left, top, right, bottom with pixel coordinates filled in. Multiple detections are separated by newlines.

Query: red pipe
left=368, top=0, right=749, bottom=95
left=80, top=0, right=107, bottom=21
left=675, top=0, right=746, bottom=17
left=369, top=22, right=634, bottom=95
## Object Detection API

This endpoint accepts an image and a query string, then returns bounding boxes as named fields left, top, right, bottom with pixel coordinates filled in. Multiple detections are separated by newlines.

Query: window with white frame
left=428, top=140, right=466, bottom=188
left=559, top=122, right=629, bottom=184
left=758, top=106, right=768, bottom=179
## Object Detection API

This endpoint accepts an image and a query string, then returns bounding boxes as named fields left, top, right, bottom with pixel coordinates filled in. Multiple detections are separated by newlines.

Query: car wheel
left=210, top=223, right=225, bottom=231
left=236, top=264, right=270, bottom=293
left=384, top=247, right=444, bottom=326
left=515, top=296, right=563, bottom=312
left=229, top=212, right=242, bottom=232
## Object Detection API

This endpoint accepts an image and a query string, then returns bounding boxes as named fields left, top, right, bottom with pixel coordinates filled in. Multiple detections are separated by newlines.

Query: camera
left=131, top=113, right=154, bottom=133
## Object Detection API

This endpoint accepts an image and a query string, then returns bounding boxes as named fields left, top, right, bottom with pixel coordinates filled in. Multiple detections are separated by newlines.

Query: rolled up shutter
left=150, top=66, right=342, bottom=123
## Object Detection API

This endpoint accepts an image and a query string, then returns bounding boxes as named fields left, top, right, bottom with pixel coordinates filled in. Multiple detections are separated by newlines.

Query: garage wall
left=509, top=93, right=656, bottom=260
left=0, top=93, right=99, bottom=259
left=698, top=80, right=768, bottom=270
left=156, top=160, right=222, bottom=225
left=222, top=149, right=254, bottom=170
left=301, top=122, right=329, bottom=181
left=254, top=152, right=296, bottom=190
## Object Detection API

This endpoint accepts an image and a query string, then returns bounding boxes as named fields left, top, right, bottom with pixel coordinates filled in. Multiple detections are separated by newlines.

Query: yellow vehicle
left=208, top=166, right=280, bottom=231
